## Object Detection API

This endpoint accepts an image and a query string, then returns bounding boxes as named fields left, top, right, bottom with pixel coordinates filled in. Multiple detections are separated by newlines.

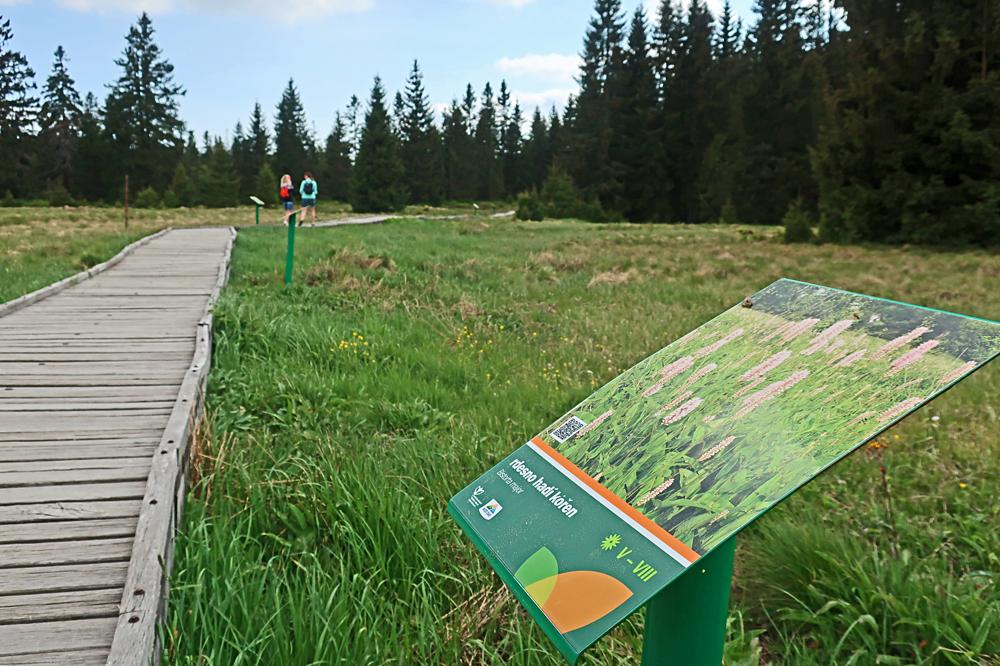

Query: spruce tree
left=320, top=112, right=352, bottom=201
left=169, top=161, right=196, bottom=207
left=75, top=93, right=114, bottom=201
left=104, top=13, right=185, bottom=193
left=345, top=94, right=361, bottom=160
left=247, top=102, right=270, bottom=169
left=502, top=102, right=524, bottom=196
left=0, top=17, right=38, bottom=196
left=38, top=46, right=81, bottom=191
left=255, top=162, right=278, bottom=206
left=474, top=82, right=503, bottom=199
left=198, top=138, right=237, bottom=208
left=351, top=76, right=407, bottom=212
left=568, top=0, right=625, bottom=204
left=610, top=7, right=660, bottom=221
left=274, top=79, right=312, bottom=180
left=441, top=101, right=477, bottom=201
left=399, top=60, right=443, bottom=204
left=522, top=107, right=549, bottom=192
left=814, top=0, right=1000, bottom=245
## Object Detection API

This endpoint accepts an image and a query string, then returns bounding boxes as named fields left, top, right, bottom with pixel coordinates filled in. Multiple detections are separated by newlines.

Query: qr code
left=550, top=416, right=587, bottom=443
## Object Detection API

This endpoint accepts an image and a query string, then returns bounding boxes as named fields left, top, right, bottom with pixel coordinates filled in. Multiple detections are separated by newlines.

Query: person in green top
left=300, top=171, right=318, bottom=227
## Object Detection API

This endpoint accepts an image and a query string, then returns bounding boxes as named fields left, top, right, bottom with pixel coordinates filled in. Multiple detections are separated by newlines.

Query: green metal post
left=285, top=213, right=297, bottom=285
left=641, top=537, right=736, bottom=666
left=255, top=204, right=260, bottom=225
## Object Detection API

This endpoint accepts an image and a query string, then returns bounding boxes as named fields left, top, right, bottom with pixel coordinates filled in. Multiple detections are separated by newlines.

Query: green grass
left=164, top=217, right=999, bottom=665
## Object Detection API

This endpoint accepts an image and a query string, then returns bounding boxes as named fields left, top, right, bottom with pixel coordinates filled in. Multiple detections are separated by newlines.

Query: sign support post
left=641, top=537, right=736, bottom=666
left=250, top=195, right=265, bottom=225
left=285, top=212, right=297, bottom=285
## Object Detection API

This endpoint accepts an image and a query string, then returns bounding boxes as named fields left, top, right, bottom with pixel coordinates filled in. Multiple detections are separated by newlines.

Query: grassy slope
left=0, top=206, right=310, bottom=303
left=165, top=218, right=998, bottom=665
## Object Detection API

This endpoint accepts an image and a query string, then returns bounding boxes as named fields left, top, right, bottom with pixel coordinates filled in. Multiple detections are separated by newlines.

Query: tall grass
left=167, top=218, right=999, bottom=664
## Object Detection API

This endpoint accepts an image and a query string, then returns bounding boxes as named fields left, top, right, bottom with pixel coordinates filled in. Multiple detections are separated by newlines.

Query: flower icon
left=600, top=534, right=622, bottom=551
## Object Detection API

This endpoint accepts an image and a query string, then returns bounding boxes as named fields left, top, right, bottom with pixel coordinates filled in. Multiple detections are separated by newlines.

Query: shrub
left=516, top=191, right=545, bottom=221
left=719, top=200, right=739, bottom=225
left=1, top=191, right=14, bottom=207
left=44, top=182, right=73, bottom=207
left=783, top=198, right=815, bottom=243
left=134, top=186, right=162, bottom=209
left=536, top=166, right=609, bottom=222
left=162, top=189, right=181, bottom=208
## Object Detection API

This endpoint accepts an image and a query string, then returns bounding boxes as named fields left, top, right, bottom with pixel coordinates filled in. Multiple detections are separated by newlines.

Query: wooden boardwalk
left=0, top=228, right=234, bottom=665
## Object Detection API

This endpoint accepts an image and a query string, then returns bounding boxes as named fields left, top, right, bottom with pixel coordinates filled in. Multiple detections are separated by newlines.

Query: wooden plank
left=0, top=517, right=138, bottom=544
left=0, top=386, right=178, bottom=400
left=0, top=562, right=128, bottom=595
left=0, top=481, right=148, bottom=505
left=0, top=617, right=117, bottom=657
left=0, top=588, right=121, bottom=625
left=0, top=431, right=161, bottom=443
left=0, top=416, right=171, bottom=435
left=0, top=500, right=141, bottom=524
left=0, top=445, right=155, bottom=463
left=1, top=458, right=150, bottom=473
left=0, top=648, right=109, bottom=665
left=0, top=537, right=133, bottom=567
left=0, top=402, right=176, bottom=412
left=0, top=466, right=150, bottom=488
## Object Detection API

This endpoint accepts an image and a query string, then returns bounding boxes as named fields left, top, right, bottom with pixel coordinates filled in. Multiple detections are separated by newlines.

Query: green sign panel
left=448, top=279, right=1000, bottom=663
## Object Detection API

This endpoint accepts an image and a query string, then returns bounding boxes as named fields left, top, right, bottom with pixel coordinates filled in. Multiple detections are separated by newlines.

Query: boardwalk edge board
left=105, top=226, right=236, bottom=666
left=0, top=228, right=173, bottom=319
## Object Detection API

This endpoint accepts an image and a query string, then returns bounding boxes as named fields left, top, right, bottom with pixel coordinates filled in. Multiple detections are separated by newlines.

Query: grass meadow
left=2, top=210, right=997, bottom=664
left=159, top=218, right=998, bottom=665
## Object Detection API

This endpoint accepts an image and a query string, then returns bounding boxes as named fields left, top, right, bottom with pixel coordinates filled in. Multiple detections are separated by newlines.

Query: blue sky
left=3, top=0, right=755, bottom=140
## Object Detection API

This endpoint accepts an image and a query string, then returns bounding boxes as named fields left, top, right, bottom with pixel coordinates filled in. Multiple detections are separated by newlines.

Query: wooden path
left=0, top=228, right=235, bottom=665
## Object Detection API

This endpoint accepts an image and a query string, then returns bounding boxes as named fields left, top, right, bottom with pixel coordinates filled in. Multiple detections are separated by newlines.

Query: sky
left=2, top=0, right=755, bottom=141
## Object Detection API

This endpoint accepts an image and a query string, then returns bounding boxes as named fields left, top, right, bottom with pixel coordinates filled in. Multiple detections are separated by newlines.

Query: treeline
left=1, top=1, right=997, bottom=245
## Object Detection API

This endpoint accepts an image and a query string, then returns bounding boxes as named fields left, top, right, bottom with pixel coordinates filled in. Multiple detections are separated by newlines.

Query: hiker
left=279, top=174, right=295, bottom=225
left=300, top=171, right=318, bottom=227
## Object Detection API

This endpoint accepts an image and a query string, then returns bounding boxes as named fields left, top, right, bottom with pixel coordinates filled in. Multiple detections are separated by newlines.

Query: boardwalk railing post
left=285, top=212, right=297, bottom=285
left=641, top=536, right=736, bottom=666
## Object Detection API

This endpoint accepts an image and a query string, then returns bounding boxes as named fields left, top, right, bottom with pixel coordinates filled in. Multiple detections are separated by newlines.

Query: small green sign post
left=250, top=195, right=265, bottom=225
left=449, top=279, right=1000, bottom=664
left=284, top=212, right=297, bottom=285
left=641, top=537, right=735, bottom=666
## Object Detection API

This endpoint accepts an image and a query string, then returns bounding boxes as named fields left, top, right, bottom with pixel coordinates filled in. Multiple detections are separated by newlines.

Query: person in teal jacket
left=300, top=172, right=318, bottom=226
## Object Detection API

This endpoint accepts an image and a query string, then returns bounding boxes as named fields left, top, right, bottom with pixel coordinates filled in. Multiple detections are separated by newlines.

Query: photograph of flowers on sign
left=543, top=279, right=1000, bottom=555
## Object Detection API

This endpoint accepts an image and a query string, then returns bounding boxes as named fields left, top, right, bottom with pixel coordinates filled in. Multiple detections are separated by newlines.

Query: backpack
left=303, top=180, right=315, bottom=196
left=280, top=186, right=290, bottom=199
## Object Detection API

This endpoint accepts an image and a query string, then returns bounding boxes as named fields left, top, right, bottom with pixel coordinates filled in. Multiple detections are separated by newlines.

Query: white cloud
left=511, top=87, right=575, bottom=112
left=56, top=0, right=374, bottom=21
left=495, top=53, right=580, bottom=85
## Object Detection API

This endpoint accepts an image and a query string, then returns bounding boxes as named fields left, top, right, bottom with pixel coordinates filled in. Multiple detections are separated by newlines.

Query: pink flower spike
left=834, top=350, right=867, bottom=368
left=694, top=328, right=745, bottom=359
left=878, top=397, right=924, bottom=423
left=802, top=319, right=854, bottom=355
left=642, top=381, right=666, bottom=398
left=736, top=370, right=810, bottom=419
left=577, top=410, right=613, bottom=437
left=780, top=318, right=820, bottom=343
left=940, top=361, right=977, bottom=386
left=872, top=326, right=931, bottom=360
left=740, top=351, right=791, bottom=382
left=824, top=339, right=847, bottom=356
left=638, top=477, right=676, bottom=506
left=698, top=436, right=736, bottom=463
left=888, top=339, right=940, bottom=376
left=662, top=397, right=704, bottom=426
left=658, top=391, right=694, bottom=415
left=683, top=363, right=718, bottom=388
left=659, top=356, right=695, bottom=381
